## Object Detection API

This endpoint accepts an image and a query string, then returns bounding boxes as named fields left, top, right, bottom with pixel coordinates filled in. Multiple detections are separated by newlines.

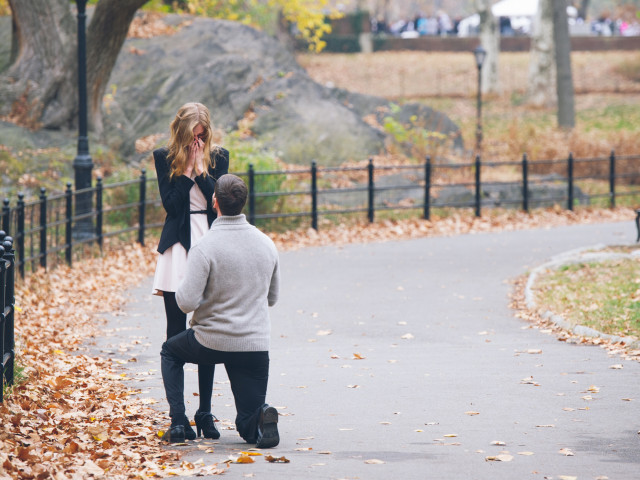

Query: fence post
left=0, top=242, right=6, bottom=402
left=423, top=156, right=431, bottom=220
left=2, top=199, right=9, bottom=235
left=138, top=169, right=146, bottom=246
left=65, top=183, right=73, bottom=267
left=609, top=149, right=616, bottom=209
left=367, top=158, right=374, bottom=223
left=474, top=155, right=481, bottom=217
left=0, top=234, right=15, bottom=402
left=39, top=188, right=47, bottom=270
left=248, top=164, right=255, bottom=226
left=16, top=193, right=24, bottom=279
left=567, top=152, right=574, bottom=211
left=522, top=153, right=529, bottom=213
left=311, top=161, right=318, bottom=230
left=96, top=177, right=103, bottom=249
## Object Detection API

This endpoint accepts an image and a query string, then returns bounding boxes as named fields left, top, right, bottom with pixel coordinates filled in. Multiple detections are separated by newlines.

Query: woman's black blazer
left=154, top=146, right=229, bottom=254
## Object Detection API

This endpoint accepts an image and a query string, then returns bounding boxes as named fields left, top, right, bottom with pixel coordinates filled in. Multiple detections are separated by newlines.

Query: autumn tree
left=528, top=0, right=555, bottom=107
left=1, top=0, right=147, bottom=132
left=553, top=0, right=575, bottom=128
left=0, top=0, right=334, bottom=134
left=527, top=0, right=575, bottom=128
left=475, top=0, right=500, bottom=95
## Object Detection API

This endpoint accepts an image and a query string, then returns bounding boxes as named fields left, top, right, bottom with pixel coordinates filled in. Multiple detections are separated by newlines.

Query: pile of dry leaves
left=0, top=244, right=225, bottom=478
left=0, top=206, right=636, bottom=478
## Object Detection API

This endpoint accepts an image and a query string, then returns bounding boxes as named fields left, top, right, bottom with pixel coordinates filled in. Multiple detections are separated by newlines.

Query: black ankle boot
left=163, top=424, right=185, bottom=443
left=194, top=411, right=220, bottom=439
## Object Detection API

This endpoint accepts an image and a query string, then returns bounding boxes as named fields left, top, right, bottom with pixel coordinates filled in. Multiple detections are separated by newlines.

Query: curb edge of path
left=524, top=243, right=640, bottom=350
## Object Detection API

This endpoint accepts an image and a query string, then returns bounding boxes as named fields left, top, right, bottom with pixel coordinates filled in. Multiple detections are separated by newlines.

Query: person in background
left=152, top=102, right=229, bottom=440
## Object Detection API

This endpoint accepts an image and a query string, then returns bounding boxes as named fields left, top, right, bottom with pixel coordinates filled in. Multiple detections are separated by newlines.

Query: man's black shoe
left=162, top=424, right=186, bottom=443
left=256, top=405, right=279, bottom=448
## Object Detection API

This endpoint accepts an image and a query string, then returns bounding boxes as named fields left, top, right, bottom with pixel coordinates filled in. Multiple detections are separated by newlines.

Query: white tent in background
left=458, top=0, right=539, bottom=37
left=491, top=0, right=539, bottom=18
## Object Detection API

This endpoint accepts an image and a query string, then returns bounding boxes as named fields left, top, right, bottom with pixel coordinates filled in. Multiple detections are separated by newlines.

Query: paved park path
left=96, top=220, right=640, bottom=479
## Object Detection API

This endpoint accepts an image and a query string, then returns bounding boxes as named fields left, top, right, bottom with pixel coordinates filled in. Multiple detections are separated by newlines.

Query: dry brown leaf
left=265, top=455, right=290, bottom=463
left=364, top=458, right=385, bottom=464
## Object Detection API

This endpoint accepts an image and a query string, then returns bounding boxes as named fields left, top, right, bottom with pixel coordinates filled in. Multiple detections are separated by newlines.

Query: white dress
left=152, top=178, right=210, bottom=296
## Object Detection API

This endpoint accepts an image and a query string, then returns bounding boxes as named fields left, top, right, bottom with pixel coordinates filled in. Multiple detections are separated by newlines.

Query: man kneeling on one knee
left=160, top=174, right=281, bottom=448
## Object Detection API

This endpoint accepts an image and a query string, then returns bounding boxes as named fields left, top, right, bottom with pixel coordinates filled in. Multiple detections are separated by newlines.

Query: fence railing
left=0, top=233, right=15, bottom=402
left=2, top=151, right=640, bottom=281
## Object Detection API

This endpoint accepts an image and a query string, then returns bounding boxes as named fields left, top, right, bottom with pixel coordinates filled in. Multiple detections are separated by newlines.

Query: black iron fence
left=0, top=233, right=15, bottom=402
left=2, top=151, right=640, bottom=280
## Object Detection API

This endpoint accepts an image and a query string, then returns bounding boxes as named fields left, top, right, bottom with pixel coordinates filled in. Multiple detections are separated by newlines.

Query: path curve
left=97, top=220, right=640, bottom=479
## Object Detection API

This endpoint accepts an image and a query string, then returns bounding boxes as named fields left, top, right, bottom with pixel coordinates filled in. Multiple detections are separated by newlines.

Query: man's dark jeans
left=160, top=328, right=269, bottom=443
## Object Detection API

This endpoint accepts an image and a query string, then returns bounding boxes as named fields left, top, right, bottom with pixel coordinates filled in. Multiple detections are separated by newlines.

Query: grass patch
left=534, top=252, right=640, bottom=338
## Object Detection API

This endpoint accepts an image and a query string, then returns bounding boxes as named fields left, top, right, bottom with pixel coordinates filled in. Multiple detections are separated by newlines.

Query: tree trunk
left=553, top=0, right=575, bottom=128
left=275, top=10, right=296, bottom=53
left=527, top=0, right=556, bottom=107
left=476, top=0, right=500, bottom=95
left=0, top=0, right=146, bottom=131
left=9, top=14, right=18, bottom=67
left=578, top=0, right=590, bottom=20
left=86, top=0, right=148, bottom=134
left=1, top=0, right=76, bottom=128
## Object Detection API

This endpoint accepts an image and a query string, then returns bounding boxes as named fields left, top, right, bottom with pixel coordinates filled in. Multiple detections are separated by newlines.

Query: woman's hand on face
left=191, top=137, right=205, bottom=176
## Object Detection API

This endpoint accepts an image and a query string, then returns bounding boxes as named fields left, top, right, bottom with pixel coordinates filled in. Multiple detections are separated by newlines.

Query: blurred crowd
left=371, top=7, right=640, bottom=38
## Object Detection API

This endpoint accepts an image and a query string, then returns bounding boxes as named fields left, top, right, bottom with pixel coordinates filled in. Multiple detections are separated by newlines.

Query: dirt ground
left=296, top=51, right=640, bottom=99
left=297, top=50, right=640, bottom=161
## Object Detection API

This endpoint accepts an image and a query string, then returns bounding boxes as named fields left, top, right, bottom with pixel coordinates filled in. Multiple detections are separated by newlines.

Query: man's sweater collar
left=212, top=214, right=249, bottom=227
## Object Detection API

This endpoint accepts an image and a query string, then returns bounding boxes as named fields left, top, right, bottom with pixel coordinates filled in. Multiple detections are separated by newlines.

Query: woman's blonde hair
left=167, top=102, right=219, bottom=179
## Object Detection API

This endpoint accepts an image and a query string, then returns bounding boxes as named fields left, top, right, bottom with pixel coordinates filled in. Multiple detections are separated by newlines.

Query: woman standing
left=153, top=102, right=229, bottom=440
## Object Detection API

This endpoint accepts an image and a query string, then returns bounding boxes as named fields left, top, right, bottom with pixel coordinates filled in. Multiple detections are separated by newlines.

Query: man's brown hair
left=214, top=174, right=248, bottom=216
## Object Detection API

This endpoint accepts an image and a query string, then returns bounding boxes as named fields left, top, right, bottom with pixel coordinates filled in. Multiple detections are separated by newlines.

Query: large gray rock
left=0, top=14, right=462, bottom=167
left=105, top=15, right=462, bottom=165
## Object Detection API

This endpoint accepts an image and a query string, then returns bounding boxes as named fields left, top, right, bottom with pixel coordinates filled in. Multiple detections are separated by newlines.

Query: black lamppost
left=74, top=0, right=93, bottom=238
left=473, top=45, right=487, bottom=154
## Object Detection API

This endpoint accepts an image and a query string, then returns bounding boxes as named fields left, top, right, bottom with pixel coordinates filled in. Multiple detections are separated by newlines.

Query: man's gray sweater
left=176, top=214, right=280, bottom=352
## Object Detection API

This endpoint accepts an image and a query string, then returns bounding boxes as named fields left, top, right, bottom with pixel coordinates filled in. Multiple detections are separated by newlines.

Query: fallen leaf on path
left=518, top=451, right=535, bottom=456
left=465, top=411, right=480, bottom=416
left=365, top=459, right=385, bottom=464
left=353, top=353, right=366, bottom=359
left=610, top=364, right=624, bottom=369
left=265, top=455, right=290, bottom=463
left=235, top=455, right=255, bottom=464
left=491, top=441, right=506, bottom=446
left=622, top=398, right=633, bottom=401
left=401, top=333, right=414, bottom=339
left=295, top=447, right=312, bottom=451
left=485, top=454, right=513, bottom=462
left=559, top=448, right=575, bottom=456
left=520, top=376, right=540, bottom=385
left=558, top=476, right=577, bottom=480
left=316, top=329, right=331, bottom=336
left=536, top=424, right=555, bottom=428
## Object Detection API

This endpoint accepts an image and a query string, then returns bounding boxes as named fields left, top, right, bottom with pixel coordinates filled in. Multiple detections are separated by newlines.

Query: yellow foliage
left=185, top=0, right=338, bottom=52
